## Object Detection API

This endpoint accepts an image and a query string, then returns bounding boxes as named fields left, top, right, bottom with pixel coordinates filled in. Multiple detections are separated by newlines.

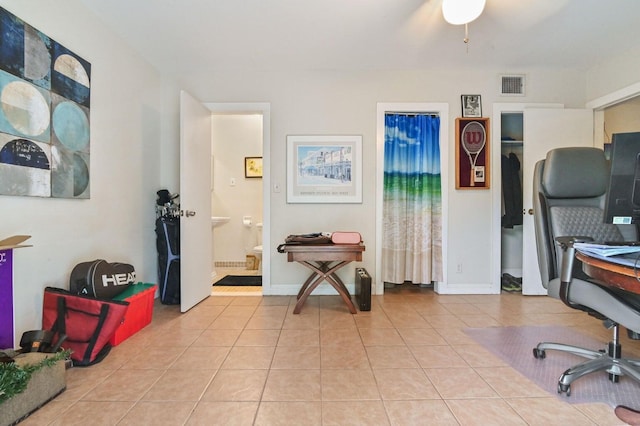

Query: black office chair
left=532, top=147, right=640, bottom=396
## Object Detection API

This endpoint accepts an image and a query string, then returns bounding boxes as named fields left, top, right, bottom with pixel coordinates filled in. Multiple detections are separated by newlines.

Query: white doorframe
left=375, top=103, right=449, bottom=295
left=204, top=102, right=271, bottom=295
left=491, top=103, right=562, bottom=294
left=586, top=82, right=640, bottom=110
left=587, top=82, right=640, bottom=147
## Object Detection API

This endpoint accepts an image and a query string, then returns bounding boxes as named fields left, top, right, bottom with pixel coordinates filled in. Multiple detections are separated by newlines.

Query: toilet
left=253, top=223, right=263, bottom=273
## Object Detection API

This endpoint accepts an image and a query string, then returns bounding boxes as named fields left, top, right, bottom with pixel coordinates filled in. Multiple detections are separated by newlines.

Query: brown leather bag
left=284, top=233, right=332, bottom=244
left=278, top=233, right=332, bottom=253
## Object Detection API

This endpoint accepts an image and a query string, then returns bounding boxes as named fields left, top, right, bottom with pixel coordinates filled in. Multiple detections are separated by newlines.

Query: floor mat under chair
left=464, top=325, right=640, bottom=408
left=212, top=275, right=262, bottom=286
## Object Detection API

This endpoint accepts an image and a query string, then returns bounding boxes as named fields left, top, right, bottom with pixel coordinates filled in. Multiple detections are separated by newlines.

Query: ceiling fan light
left=442, top=0, right=486, bottom=25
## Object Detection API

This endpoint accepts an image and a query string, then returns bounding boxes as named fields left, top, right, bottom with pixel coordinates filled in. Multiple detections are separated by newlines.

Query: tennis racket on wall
left=461, top=121, right=487, bottom=186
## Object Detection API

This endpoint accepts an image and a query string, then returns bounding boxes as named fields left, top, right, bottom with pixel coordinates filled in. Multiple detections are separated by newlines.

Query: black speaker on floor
left=355, top=268, right=371, bottom=311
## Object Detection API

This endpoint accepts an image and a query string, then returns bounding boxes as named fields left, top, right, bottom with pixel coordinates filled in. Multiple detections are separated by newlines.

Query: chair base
left=533, top=341, right=640, bottom=396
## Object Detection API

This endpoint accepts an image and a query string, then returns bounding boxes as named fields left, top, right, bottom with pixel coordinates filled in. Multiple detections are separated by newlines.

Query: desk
left=280, top=243, right=365, bottom=314
left=576, top=252, right=640, bottom=294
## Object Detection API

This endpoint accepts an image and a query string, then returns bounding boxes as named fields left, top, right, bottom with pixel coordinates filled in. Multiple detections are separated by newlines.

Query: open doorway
left=601, top=96, right=640, bottom=143
left=205, top=103, right=271, bottom=296
left=590, top=83, right=640, bottom=144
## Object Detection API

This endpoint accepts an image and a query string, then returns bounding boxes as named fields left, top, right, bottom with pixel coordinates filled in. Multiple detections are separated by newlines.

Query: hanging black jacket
left=502, top=153, right=523, bottom=228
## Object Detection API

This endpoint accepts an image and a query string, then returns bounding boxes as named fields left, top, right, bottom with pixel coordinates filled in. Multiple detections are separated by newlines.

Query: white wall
left=211, top=114, right=263, bottom=263
left=163, top=68, right=588, bottom=293
left=1, top=0, right=165, bottom=345
left=586, top=45, right=640, bottom=102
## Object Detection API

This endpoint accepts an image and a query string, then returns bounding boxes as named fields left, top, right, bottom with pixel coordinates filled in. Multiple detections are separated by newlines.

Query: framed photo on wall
left=455, top=117, right=490, bottom=189
left=286, top=135, right=362, bottom=203
left=461, top=95, right=482, bottom=118
left=244, top=157, right=263, bottom=178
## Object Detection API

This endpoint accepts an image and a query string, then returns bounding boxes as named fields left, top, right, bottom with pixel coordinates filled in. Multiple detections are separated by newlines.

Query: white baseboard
left=435, top=283, right=500, bottom=295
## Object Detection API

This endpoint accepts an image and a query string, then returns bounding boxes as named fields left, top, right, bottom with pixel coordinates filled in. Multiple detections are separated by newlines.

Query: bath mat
left=213, top=275, right=262, bottom=286
left=464, top=325, right=640, bottom=408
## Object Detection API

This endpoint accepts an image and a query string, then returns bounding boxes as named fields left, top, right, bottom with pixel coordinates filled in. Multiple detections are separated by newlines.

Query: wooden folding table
left=279, top=243, right=365, bottom=314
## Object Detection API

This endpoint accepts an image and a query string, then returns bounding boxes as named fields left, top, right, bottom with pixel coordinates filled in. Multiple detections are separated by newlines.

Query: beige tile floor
left=20, top=285, right=637, bottom=426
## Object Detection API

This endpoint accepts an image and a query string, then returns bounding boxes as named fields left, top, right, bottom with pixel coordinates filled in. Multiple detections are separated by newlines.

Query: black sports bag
left=70, top=259, right=136, bottom=299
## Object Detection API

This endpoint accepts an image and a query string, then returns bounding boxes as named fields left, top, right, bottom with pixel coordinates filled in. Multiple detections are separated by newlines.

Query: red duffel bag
left=42, top=287, right=129, bottom=366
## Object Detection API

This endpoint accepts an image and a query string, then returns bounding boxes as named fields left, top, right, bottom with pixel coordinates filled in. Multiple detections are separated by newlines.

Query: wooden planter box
left=0, top=352, right=66, bottom=426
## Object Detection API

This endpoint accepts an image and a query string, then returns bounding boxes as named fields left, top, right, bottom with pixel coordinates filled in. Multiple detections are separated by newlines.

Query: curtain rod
left=385, top=112, right=439, bottom=116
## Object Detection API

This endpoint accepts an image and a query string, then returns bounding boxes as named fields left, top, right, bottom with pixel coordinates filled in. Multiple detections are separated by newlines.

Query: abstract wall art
left=0, top=6, right=91, bottom=198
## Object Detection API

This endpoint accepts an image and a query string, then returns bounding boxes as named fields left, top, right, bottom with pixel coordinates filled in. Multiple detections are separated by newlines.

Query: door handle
left=523, top=209, right=534, bottom=215
left=184, top=210, right=196, bottom=217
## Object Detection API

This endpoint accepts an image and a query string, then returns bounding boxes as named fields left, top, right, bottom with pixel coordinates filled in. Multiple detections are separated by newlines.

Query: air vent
left=500, top=74, right=525, bottom=96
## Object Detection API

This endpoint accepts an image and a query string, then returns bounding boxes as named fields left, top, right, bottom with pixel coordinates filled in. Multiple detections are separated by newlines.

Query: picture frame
left=0, top=6, right=92, bottom=199
left=461, top=94, right=482, bottom=118
left=455, top=117, right=490, bottom=189
left=286, top=135, right=362, bottom=203
left=244, top=157, right=263, bottom=178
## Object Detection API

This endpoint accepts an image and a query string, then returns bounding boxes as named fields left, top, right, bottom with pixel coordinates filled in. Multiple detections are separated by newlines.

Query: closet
left=500, top=113, right=524, bottom=287
left=493, top=105, right=593, bottom=295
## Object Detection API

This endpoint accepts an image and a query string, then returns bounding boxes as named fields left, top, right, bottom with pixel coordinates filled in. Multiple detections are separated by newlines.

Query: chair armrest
left=554, top=236, right=595, bottom=308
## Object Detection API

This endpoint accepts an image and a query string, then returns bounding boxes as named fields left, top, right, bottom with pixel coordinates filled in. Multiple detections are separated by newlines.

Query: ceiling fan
left=441, top=0, right=486, bottom=44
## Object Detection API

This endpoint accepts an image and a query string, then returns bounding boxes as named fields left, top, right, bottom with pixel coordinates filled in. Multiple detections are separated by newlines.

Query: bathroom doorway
left=205, top=103, right=271, bottom=296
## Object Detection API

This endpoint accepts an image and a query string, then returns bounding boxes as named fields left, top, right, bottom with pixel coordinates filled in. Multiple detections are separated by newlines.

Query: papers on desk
left=574, top=242, right=640, bottom=268
left=573, top=242, right=640, bottom=257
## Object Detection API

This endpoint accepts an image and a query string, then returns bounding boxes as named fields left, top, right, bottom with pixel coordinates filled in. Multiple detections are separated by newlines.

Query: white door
left=180, top=91, right=212, bottom=312
left=521, top=108, right=593, bottom=294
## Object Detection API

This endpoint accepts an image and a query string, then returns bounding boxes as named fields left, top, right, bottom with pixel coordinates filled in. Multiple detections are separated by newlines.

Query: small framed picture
left=244, top=157, right=263, bottom=178
left=461, top=95, right=482, bottom=118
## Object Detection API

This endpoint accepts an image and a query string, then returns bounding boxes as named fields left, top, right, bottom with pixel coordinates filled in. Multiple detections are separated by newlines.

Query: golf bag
left=156, top=189, right=180, bottom=305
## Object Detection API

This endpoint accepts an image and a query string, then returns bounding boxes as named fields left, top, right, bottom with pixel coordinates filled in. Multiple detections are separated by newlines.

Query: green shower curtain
left=382, top=113, right=443, bottom=285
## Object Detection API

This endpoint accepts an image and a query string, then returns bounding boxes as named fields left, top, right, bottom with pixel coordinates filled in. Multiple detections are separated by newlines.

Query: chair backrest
left=533, top=147, right=635, bottom=288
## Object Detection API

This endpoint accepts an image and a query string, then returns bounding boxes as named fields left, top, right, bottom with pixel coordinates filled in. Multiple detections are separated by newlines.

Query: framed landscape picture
left=286, top=135, right=362, bottom=203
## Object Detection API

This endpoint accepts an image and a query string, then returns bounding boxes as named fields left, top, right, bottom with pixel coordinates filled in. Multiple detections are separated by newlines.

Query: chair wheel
left=533, top=348, right=546, bottom=359
left=557, top=383, right=571, bottom=396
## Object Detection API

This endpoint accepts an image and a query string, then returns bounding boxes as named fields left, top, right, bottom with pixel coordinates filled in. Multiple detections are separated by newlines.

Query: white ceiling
left=79, top=0, right=640, bottom=77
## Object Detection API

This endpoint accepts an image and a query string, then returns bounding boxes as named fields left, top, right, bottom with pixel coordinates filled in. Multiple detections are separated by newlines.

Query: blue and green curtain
left=382, top=113, right=442, bottom=285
